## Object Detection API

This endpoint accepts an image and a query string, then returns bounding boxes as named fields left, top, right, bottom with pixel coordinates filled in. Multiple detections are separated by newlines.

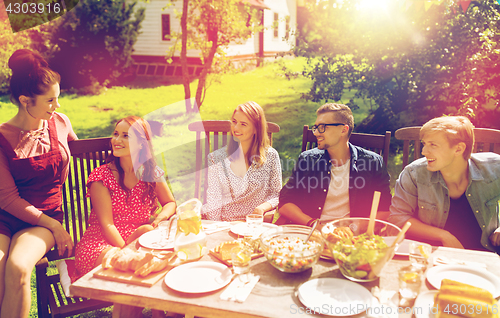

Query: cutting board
left=93, top=255, right=185, bottom=287
left=93, top=264, right=174, bottom=287
left=209, top=249, right=263, bottom=267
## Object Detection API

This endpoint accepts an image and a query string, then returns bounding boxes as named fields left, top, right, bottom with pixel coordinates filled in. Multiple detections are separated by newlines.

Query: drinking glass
left=157, top=220, right=170, bottom=246
left=399, top=265, right=422, bottom=306
left=409, top=242, right=432, bottom=269
left=231, top=245, right=252, bottom=274
left=246, top=214, right=263, bottom=235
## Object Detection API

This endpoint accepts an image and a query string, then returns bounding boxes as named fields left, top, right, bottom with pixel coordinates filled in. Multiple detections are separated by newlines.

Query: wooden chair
left=36, top=137, right=113, bottom=318
left=187, top=120, right=280, bottom=204
left=395, top=126, right=500, bottom=169
left=301, top=125, right=391, bottom=166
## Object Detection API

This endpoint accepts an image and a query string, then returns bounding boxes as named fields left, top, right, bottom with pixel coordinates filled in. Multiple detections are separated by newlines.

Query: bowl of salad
left=321, top=218, right=402, bottom=282
left=260, top=225, right=324, bottom=273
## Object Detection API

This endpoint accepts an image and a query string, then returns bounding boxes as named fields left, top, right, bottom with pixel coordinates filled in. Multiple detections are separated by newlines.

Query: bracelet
left=306, top=218, right=318, bottom=227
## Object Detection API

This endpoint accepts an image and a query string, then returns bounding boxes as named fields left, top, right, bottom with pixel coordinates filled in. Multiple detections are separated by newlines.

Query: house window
left=285, top=15, right=290, bottom=40
left=162, top=14, right=170, bottom=41
left=273, top=13, right=279, bottom=38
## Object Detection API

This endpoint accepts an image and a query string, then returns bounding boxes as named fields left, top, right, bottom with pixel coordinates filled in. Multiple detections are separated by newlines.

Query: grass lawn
left=1, top=57, right=402, bottom=317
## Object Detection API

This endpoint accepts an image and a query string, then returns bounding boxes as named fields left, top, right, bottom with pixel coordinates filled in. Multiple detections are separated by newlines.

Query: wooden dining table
left=70, top=222, right=500, bottom=318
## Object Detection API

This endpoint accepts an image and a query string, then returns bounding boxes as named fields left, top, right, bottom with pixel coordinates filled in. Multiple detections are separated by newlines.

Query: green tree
left=295, top=0, right=500, bottom=132
left=169, top=0, right=261, bottom=110
left=0, top=5, right=60, bottom=95
left=49, top=0, right=145, bottom=92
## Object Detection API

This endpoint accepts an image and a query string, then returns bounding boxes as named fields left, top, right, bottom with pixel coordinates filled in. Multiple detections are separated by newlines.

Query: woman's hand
left=126, top=224, right=154, bottom=244
left=151, top=215, right=170, bottom=229
left=253, top=202, right=272, bottom=216
left=38, top=214, right=74, bottom=256
left=252, top=206, right=265, bottom=216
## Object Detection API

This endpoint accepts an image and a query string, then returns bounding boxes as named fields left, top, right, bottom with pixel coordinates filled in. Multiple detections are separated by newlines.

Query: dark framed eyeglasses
left=310, top=123, right=345, bottom=133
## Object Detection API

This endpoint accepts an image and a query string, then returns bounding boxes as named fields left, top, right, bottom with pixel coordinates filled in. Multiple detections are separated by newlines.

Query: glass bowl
left=260, top=225, right=324, bottom=273
left=321, top=218, right=402, bottom=282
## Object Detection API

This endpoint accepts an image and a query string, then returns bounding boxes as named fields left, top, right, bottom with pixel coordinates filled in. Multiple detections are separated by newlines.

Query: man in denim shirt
left=278, top=103, right=392, bottom=227
left=389, top=116, right=500, bottom=252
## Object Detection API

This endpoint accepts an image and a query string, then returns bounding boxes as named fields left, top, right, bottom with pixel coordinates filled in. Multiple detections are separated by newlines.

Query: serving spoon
left=304, top=219, right=319, bottom=243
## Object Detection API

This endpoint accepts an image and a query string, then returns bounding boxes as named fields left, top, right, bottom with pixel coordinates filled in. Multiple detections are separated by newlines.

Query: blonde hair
left=227, top=101, right=270, bottom=167
left=316, top=103, right=354, bottom=137
left=420, top=116, right=475, bottom=159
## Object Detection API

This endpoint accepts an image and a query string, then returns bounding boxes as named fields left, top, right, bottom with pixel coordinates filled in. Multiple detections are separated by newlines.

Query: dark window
left=166, top=66, right=175, bottom=76
left=156, top=65, right=165, bottom=76
left=147, top=65, right=156, bottom=75
left=162, top=14, right=170, bottom=41
left=273, top=13, right=279, bottom=38
left=137, top=65, right=147, bottom=75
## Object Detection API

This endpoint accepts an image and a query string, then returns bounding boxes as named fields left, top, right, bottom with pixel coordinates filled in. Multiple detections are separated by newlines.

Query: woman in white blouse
left=201, top=101, right=282, bottom=221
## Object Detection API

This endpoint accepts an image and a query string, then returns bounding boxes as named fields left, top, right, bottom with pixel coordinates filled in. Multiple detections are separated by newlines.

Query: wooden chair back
left=394, top=126, right=421, bottom=168
left=301, top=125, right=391, bottom=166
left=395, top=126, right=500, bottom=168
left=36, top=137, right=113, bottom=318
left=187, top=120, right=280, bottom=204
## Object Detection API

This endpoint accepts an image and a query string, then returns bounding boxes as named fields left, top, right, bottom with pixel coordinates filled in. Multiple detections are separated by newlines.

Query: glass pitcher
left=174, top=198, right=207, bottom=260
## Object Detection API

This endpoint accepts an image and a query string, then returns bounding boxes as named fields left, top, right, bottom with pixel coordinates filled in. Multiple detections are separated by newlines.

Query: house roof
left=240, top=0, right=270, bottom=10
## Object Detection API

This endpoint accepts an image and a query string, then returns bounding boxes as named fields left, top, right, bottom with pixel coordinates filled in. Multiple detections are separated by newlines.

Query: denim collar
left=312, top=142, right=357, bottom=171
left=429, top=156, right=485, bottom=186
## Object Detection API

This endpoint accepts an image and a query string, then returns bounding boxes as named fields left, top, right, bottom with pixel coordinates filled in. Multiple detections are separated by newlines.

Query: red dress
left=75, top=164, right=157, bottom=276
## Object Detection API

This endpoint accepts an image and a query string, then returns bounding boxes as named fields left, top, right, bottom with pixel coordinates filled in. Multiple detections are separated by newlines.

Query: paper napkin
left=220, top=274, right=260, bottom=303
left=433, top=256, right=487, bottom=268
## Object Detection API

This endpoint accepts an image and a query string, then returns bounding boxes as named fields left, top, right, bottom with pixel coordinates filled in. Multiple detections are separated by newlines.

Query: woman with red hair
left=75, top=116, right=176, bottom=277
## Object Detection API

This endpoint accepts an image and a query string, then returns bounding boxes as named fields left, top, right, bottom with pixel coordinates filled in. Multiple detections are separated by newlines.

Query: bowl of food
left=321, top=218, right=402, bottom=282
left=260, top=225, right=324, bottom=273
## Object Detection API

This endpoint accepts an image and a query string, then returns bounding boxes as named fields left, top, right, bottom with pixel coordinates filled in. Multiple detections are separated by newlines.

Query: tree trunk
left=195, top=26, right=218, bottom=109
left=181, top=0, right=192, bottom=113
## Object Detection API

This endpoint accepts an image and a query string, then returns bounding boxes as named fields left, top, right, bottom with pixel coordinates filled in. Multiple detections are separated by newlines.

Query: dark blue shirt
left=278, top=143, right=392, bottom=221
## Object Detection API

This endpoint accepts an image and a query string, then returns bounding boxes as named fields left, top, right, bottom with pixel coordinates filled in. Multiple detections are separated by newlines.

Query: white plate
left=414, top=291, right=438, bottom=318
left=425, top=265, right=500, bottom=298
left=138, top=230, right=174, bottom=250
left=297, top=278, right=372, bottom=317
left=164, top=261, right=231, bottom=293
left=230, top=222, right=277, bottom=237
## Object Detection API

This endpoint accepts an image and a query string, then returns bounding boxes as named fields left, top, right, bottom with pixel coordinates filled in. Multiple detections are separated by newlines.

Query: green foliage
left=4, top=0, right=66, bottom=33
left=295, top=0, right=500, bottom=132
left=49, top=0, right=145, bottom=92
left=169, top=0, right=262, bottom=108
left=0, top=11, right=59, bottom=95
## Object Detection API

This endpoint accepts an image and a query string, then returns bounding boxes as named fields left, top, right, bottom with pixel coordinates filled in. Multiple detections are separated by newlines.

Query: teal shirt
left=389, top=152, right=500, bottom=251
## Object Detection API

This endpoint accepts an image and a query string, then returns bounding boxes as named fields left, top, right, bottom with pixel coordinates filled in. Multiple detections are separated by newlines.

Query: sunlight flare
left=357, top=0, right=392, bottom=11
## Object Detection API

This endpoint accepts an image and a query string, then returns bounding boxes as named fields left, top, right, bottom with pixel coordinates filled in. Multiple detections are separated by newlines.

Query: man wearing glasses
left=277, top=103, right=392, bottom=227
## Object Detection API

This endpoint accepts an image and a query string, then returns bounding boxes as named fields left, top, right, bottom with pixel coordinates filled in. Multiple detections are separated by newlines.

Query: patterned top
left=201, top=146, right=282, bottom=221
left=0, top=112, right=77, bottom=224
left=75, top=164, right=161, bottom=276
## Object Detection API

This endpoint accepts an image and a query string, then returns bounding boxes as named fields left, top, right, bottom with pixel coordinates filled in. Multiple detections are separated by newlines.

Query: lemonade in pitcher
left=174, top=199, right=207, bottom=261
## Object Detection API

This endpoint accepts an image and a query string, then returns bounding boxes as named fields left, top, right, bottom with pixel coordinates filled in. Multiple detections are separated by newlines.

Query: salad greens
left=331, top=233, right=388, bottom=280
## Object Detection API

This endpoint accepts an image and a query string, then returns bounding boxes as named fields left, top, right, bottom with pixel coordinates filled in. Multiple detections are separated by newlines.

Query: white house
left=131, top=0, right=297, bottom=77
